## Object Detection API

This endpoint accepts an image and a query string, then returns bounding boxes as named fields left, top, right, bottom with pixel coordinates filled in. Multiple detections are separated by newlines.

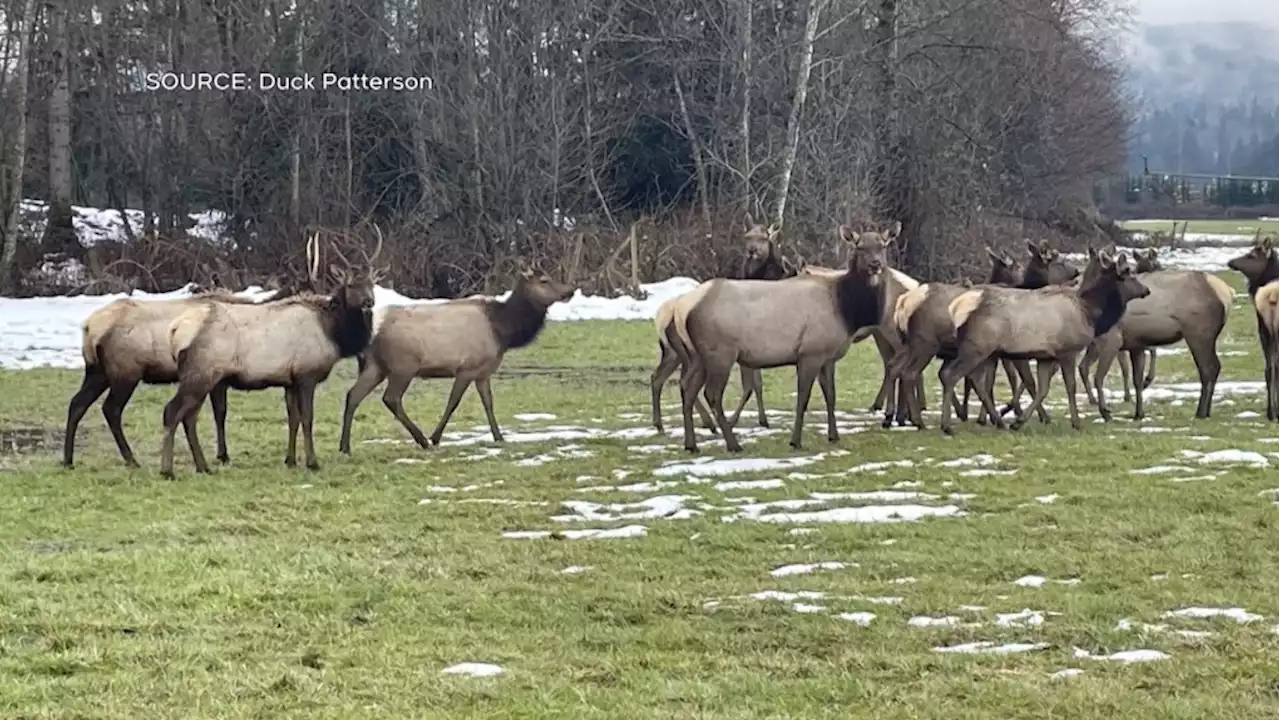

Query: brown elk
left=338, top=267, right=576, bottom=454
left=1079, top=262, right=1235, bottom=421
left=158, top=231, right=382, bottom=478
left=1227, top=234, right=1279, bottom=420
left=62, top=287, right=280, bottom=468
left=937, top=248, right=1151, bottom=434
left=1078, top=247, right=1163, bottom=407
left=673, top=222, right=899, bottom=453
left=649, top=221, right=793, bottom=434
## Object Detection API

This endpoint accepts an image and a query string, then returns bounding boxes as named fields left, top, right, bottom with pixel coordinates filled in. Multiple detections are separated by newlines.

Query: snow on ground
left=441, top=662, right=505, bottom=677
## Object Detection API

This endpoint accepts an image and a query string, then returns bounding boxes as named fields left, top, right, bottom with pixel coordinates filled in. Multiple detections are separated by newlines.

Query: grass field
left=1120, top=218, right=1279, bottom=236
left=0, top=272, right=1276, bottom=719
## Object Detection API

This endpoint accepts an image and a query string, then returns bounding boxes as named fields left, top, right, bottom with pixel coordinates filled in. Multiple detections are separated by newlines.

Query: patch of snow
left=908, top=615, right=962, bottom=627
left=838, top=612, right=876, bottom=626
left=1012, top=575, right=1079, bottom=588
left=847, top=460, right=916, bottom=474
left=552, top=495, right=699, bottom=523
left=996, top=609, right=1046, bottom=627
left=1189, top=449, right=1270, bottom=468
left=653, top=455, right=827, bottom=477
left=714, top=478, right=785, bottom=492
left=788, top=528, right=818, bottom=536
left=936, top=454, right=997, bottom=468
left=770, top=561, right=852, bottom=577
left=747, top=504, right=964, bottom=525
left=1072, top=647, right=1169, bottom=663
left=1035, top=493, right=1059, bottom=504
left=1049, top=668, right=1084, bottom=679
left=934, top=642, right=1049, bottom=655
left=560, top=565, right=590, bottom=575
left=1162, top=607, right=1262, bottom=624
left=514, top=412, right=556, bottom=421
left=889, top=577, right=917, bottom=585
left=442, top=663, right=505, bottom=677
left=501, top=525, right=648, bottom=540
left=791, top=603, right=826, bottom=614
left=1129, top=465, right=1193, bottom=475
left=958, top=468, right=1018, bottom=477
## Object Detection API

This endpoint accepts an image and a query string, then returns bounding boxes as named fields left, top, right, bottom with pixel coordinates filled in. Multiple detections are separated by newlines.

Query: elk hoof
left=827, top=434, right=839, bottom=444
left=758, top=419, right=770, bottom=429
left=1099, top=408, right=1113, bottom=422
left=881, top=418, right=893, bottom=430
left=61, top=461, right=74, bottom=469
left=123, top=458, right=141, bottom=469
left=1010, top=420, right=1026, bottom=431
left=654, top=423, right=664, bottom=434
left=976, top=415, right=989, bottom=426
left=684, top=444, right=699, bottom=454
left=1071, top=420, right=1083, bottom=431
left=940, top=425, right=954, bottom=436
left=217, top=454, right=230, bottom=465
left=1130, top=412, right=1144, bottom=421
left=726, top=443, right=745, bottom=453
left=284, top=457, right=297, bottom=468
left=160, top=471, right=175, bottom=481
left=307, top=461, right=321, bottom=471
left=197, top=466, right=214, bottom=475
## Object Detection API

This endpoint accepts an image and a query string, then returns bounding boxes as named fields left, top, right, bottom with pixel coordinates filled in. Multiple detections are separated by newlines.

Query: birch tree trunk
left=289, top=11, right=303, bottom=230
left=772, top=0, right=824, bottom=229
left=738, top=0, right=753, bottom=212
left=45, top=0, right=77, bottom=255
left=0, top=0, right=38, bottom=294
left=674, top=73, right=713, bottom=227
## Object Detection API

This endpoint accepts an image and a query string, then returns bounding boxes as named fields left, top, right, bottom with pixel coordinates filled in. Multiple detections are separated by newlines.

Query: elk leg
left=1266, top=339, right=1279, bottom=421
left=101, top=381, right=140, bottom=468
left=869, top=332, right=895, bottom=412
left=160, top=386, right=203, bottom=479
left=1060, top=353, right=1083, bottom=430
left=475, top=377, right=504, bottom=443
left=298, top=381, right=320, bottom=470
left=975, top=361, right=996, bottom=425
left=1079, top=343, right=1099, bottom=405
left=958, top=376, right=973, bottom=422
left=752, top=368, right=767, bottom=428
left=1186, top=335, right=1222, bottom=419
left=1011, top=361, right=1056, bottom=431
left=789, top=359, right=821, bottom=449
left=650, top=342, right=678, bottom=433
left=967, top=362, right=1005, bottom=431
left=1118, top=350, right=1133, bottom=403
left=210, top=382, right=231, bottom=464
left=1143, top=348, right=1157, bottom=390
left=679, top=357, right=708, bottom=453
left=880, top=348, right=906, bottom=429
left=701, top=362, right=740, bottom=452
left=181, top=397, right=211, bottom=474
left=1092, top=343, right=1117, bottom=422
left=937, top=355, right=977, bottom=435
left=727, top=365, right=755, bottom=428
left=999, top=358, right=1028, bottom=421
left=380, top=375, right=431, bottom=448
left=939, top=359, right=968, bottom=423
left=339, top=361, right=387, bottom=455
left=62, top=367, right=110, bottom=468
left=817, top=361, right=839, bottom=443
left=283, top=386, right=301, bottom=467
left=429, top=376, right=474, bottom=445
left=1129, top=348, right=1148, bottom=420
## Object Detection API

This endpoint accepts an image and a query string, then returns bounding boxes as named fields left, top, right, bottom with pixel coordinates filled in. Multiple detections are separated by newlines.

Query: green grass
left=1120, top=218, right=1278, bottom=236
left=0, top=273, right=1276, bottom=719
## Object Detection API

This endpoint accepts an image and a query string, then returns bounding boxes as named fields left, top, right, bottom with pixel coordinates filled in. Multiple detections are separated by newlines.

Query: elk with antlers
left=158, top=228, right=384, bottom=478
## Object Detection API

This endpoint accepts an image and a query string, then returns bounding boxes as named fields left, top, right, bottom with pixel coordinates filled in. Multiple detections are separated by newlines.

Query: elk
left=937, top=248, right=1151, bottom=435
left=62, top=287, right=280, bottom=468
left=1078, top=248, right=1163, bottom=407
left=158, top=231, right=382, bottom=478
left=1227, top=234, right=1279, bottom=420
left=649, top=222, right=789, bottom=434
left=1079, top=261, right=1235, bottom=421
left=673, top=222, right=899, bottom=453
left=793, top=262, right=925, bottom=426
left=881, top=240, right=1079, bottom=429
left=338, top=267, right=576, bottom=454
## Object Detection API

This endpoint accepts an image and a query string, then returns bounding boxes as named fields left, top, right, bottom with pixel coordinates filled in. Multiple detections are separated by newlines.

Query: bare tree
left=1, top=0, right=37, bottom=294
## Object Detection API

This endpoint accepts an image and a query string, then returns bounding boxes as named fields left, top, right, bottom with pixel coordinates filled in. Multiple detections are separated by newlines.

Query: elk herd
left=59, top=221, right=1279, bottom=478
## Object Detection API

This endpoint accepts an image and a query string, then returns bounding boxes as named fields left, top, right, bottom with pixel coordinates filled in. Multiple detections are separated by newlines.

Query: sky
left=1134, top=0, right=1279, bottom=26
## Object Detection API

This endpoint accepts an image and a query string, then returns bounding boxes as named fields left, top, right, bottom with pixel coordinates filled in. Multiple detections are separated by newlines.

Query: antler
left=306, top=233, right=322, bottom=284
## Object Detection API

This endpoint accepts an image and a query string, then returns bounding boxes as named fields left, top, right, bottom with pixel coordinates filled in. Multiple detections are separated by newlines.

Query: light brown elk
left=1227, top=235, right=1279, bottom=420
left=1078, top=247, right=1163, bottom=407
left=159, top=232, right=382, bottom=478
left=338, top=267, right=576, bottom=454
left=937, top=249, right=1151, bottom=434
left=1079, top=261, right=1235, bottom=421
left=62, top=287, right=280, bottom=468
left=674, top=222, right=899, bottom=453
left=649, top=222, right=789, bottom=435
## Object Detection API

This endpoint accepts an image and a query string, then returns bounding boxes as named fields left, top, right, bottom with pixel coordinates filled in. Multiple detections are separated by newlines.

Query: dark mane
left=1076, top=273, right=1125, bottom=337
left=318, top=293, right=374, bottom=358
left=834, top=272, right=886, bottom=334
left=1250, top=251, right=1280, bottom=297
left=484, top=286, right=551, bottom=349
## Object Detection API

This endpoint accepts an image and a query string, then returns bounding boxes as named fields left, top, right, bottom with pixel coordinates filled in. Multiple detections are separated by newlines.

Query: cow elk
left=1227, top=234, right=1279, bottom=420
left=938, top=249, right=1151, bottom=434
left=674, top=221, right=899, bottom=453
left=338, top=266, right=576, bottom=454
left=62, top=287, right=279, bottom=468
left=158, top=231, right=383, bottom=478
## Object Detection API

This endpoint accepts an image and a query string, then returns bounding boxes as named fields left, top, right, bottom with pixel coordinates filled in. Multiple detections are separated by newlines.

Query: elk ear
left=329, top=264, right=348, bottom=284
left=884, top=221, right=901, bottom=243
left=985, top=246, right=1005, bottom=264
left=745, top=212, right=756, bottom=229
left=1263, top=235, right=1276, bottom=252
left=1097, top=249, right=1115, bottom=268
left=1024, top=238, right=1038, bottom=255
left=839, top=225, right=859, bottom=245
left=766, top=222, right=782, bottom=240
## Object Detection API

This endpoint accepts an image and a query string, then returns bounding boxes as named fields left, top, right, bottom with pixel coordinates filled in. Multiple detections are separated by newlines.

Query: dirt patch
left=0, top=427, right=65, bottom=455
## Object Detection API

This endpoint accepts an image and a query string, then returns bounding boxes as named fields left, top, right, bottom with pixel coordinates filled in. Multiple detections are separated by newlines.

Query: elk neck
left=326, top=295, right=374, bottom=358
left=487, top=287, right=550, bottom=350
left=834, top=268, right=886, bottom=334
